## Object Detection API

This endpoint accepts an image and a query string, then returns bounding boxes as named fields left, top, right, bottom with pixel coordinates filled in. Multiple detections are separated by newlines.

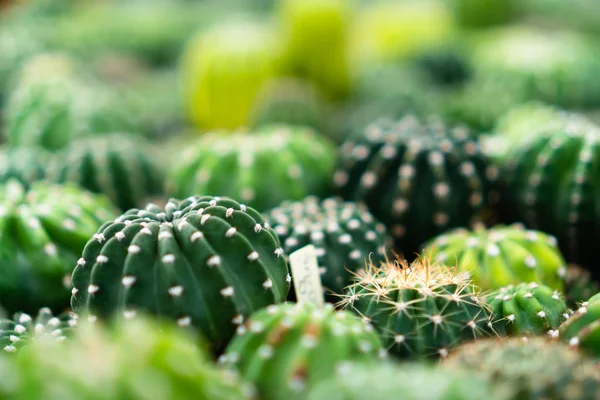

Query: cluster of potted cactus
left=0, top=0, right=600, bottom=399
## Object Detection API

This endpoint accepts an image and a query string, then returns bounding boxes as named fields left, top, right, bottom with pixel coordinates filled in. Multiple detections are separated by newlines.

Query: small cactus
left=265, top=196, right=390, bottom=300
left=501, top=117, right=600, bottom=278
left=47, top=133, right=165, bottom=211
left=220, top=302, right=384, bottom=400
left=333, top=116, right=496, bottom=256
left=564, top=265, right=600, bottom=309
left=424, top=224, right=567, bottom=292
left=443, top=337, right=600, bottom=399
left=70, top=195, right=290, bottom=350
left=307, top=361, right=497, bottom=400
left=0, top=147, right=49, bottom=187
left=0, top=317, right=251, bottom=400
left=340, top=256, right=493, bottom=359
left=560, top=292, right=600, bottom=358
left=0, top=180, right=118, bottom=313
left=0, top=308, right=77, bottom=353
left=168, top=125, right=336, bottom=212
left=488, top=282, right=568, bottom=338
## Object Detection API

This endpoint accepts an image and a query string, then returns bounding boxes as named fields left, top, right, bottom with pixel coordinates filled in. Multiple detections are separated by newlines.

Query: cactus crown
left=341, top=256, right=493, bottom=359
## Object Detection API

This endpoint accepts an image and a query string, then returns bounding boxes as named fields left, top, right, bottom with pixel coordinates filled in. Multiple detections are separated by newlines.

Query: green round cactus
left=341, top=257, right=493, bottom=359
left=560, top=292, right=600, bottom=358
left=250, top=78, right=329, bottom=136
left=265, top=196, right=389, bottom=299
left=180, top=20, right=280, bottom=130
left=488, top=282, right=568, bottom=337
left=424, top=225, right=567, bottom=292
left=0, top=307, right=77, bottom=353
left=443, top=337, right=600, bottom=399
left=220, top=302, right=384, bottom=400
left=3, top=76, right=133, bottom=151
left=501, top=117, right=600, bottom=278
left=307, top=361, right=497, bottom=400
left=565, top=265, right=600, bottom=309
left=471, top=28, right=600, bottom=109
left=70, top=195, right=290, bottom=350
left=47, top=133, right=165, bottom=211
left=333, top=116, right=495, bottom=255
left=0, top=180, right=118, bottom=314
left=0, top=147, right=49, bottom=187
left=0, top=317, right=251, bottom=400
left=168, top=125, right=336, bottom=212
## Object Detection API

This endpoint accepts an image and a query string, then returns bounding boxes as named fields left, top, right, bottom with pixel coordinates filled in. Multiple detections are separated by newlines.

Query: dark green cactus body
left=0, top=147, right=49, bottom=187
left=47, top=133, right=165, bottom=211
left=565, top=265, right=600, bottom=309
left=307, top=362, right=497, bottom=400
left=0, top=317, right=251, bottom=400
left=560, top=293, right=600, bottom=358
left=333, top=116, right=495, bottom=255
left=501, top=120, right=600, bottom=278
left=341, top=258, right=493, bottom=359
left=265, top=196, right=389, bottom=299
left=168, top=125, right=336, bottom=212
left=70, top=195, right=290, bottom=349
left=444, top=337, right=600, bottom=400
left=220, top=302, right=384, bottom=400
left=488, top=282, right=568, bottom=337
left=0, top=307, right=77, bottom=353
left=0, top=180, right=118, bottom=313
left=424, top=225, right=566, bottom=291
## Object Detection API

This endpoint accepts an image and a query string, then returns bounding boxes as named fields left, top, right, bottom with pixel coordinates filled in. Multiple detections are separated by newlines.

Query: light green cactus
left=560, top=292, right=600, bottom=358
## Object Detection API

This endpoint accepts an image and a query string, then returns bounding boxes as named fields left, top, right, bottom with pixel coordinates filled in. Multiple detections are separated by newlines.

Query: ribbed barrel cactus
left=488, top=282, right=568, bottom=337
left=501, top=118, right=600, bottom=277
left=47, top=133, right=165, bottom=211
left=3, top=75, right=132, bottom=151
left=443, top=337, right=600, bottom=399
left=560, top=292, right=600, bottom=358
left=265, top=196, right=389, bottom=300
left=278, top=0, right=351, bottom=100
left=220, top=302, right=384, bottom=400
left=180, top=20, right=280, bottom=130
left=565, top=265, right=600, bottom=309
left=168, top=125, right=336, bottom=212
left=424, top=225, right=566, bottom=291
left=0, top=317, right=251, bottom=400
left=70, top=195, right=290, bottom=350
left=340, top=257, right=493, bottom=359
left=333, top=116, right=495, bottom=255
left=307, top=362, right=497, bottom=400
left=0, top=308, right=77, bottom=353
left=0, top=147, right=49, bottom=187
left=471, top=28, right=600, bottom=108
left=0, top=180, right=118, bottom=313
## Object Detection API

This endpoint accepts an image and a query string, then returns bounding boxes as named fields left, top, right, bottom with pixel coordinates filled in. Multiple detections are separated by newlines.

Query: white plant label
left=289, top=245, right=324, bottom=307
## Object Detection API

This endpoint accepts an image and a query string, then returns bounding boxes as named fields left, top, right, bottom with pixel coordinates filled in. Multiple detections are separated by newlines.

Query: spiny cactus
left=0, top=317, right=252, bottom=400
left=265, top=196, right=389, bottom=300
left=424, top=224, right=566, bottom=291
left=220, top=302, right=384, bottom=400
left=443, top=337, right=600, bottom=400
left=0, top=147, right=49, bottom=187
left=0, top=180, right=118, bottom=313
left=560, top=293, right=600, bottom=358
left=501, top=117, right=600, bottom=278
left=565, top=265, right=600, bottom=309
left=47, top=133, right=165, bottom=211
left=488, top=282, right=568, bottom=337
left=307, top=361, right=498, bottom=400
left=333, top=116, right=496, bottom=255
left=70, top=195, right=290, bottom=350
left=180, top=20, right=280, bottom=130
left=340, top=257, right=493, bottom=359
left=470, top=28, right=600, bottom=109
left=3, top=75, right=133, bottom=151
left=0, top=308, right=77, bottom=353
left=250, top=78, right=329, bottom=136
left=168, top=125, right=336, bottom=212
